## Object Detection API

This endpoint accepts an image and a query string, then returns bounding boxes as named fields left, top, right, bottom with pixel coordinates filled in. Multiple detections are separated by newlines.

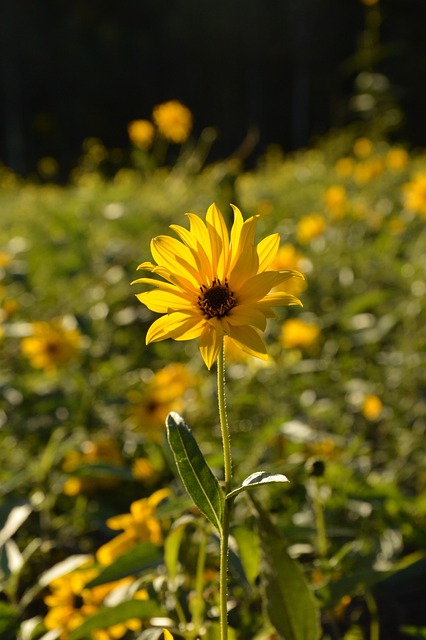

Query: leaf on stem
left=166, top=412, right=224, bottom=533
left=85, top=543, right=163, bottom=588
left=226, top=471, right=289, bottom=501
left=250, top=494, right=321, bottom=640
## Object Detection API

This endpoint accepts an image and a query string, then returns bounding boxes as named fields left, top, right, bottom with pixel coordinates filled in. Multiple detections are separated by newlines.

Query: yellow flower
left=21, top=318, right=82, bottom=370
left=44, top=562, right=143, bottom=640
left=132, top=203, right=303, bottom=369
left=353, top=137, right=373, bottom=158
left=280, top=318, right=320, bottom=350
left=296, top=213, right=327, bottom=244
left=385, top=147, right=409, bottom=172
left=403, top=172, right=426, bottom=217
left=362, top=394, right=383, bottom=420
left=127, top=363, right=195, bottom=438
left=96, top=488, right=170, bottom=565
left=132, top=457, right=158, bottom=484
left=127, top=119, right=155, bottom=149
left=152, top=100, right=193, bottom=143
left=163, top=630, right=174, bottom=640
left=62, top=439, right=124, bottom=496
left=335, top=157, right=354, bottom=178
left=324, top=185, right=347, bottom=219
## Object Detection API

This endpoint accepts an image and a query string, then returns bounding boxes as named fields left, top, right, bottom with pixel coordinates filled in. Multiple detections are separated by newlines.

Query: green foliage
left=0, top=130, right=425, bottom=639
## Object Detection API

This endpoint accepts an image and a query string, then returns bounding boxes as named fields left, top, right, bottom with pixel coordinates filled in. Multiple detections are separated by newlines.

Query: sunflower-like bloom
left=132, top=204, right=303, bottom=369
left=152, top=100, right=193, bottom=143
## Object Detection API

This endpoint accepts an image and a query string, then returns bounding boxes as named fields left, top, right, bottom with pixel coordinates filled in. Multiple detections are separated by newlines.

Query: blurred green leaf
left=0, top=602, right=19, bottom=637
left=0, top=503, right=32, bottom=547
left=232, top=526, right=260, bottom=586
left=251, top=495, right=321, bottom=640
left=85, top=543, right=162, bottom=587
left=166, top=412, right=224, bottom=533
left=68, top=599, right=163, bottom=640
left=164, top=516, right=194, bottom=581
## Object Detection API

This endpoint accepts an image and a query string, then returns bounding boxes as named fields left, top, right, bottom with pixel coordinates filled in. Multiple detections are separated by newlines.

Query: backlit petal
left=206, top=203, right=230, bottom=279
left=257, top=234, right=280, bottom=272
left=136, top=290, right=193, bottom=313
left=151, top=236, right=200, bottom=286
left=199, top=325, right=223, bottom=370
left=146, top=312, right=200, bottom=344
left=225, top=324, right=268, bottom=360
left=227, top=305, right=267, bottom=331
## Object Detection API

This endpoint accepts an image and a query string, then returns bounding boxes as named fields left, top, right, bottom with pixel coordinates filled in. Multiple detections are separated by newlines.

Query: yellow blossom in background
left=127, top=119, right=155, bottom=149
left=132, top=457, right=158, bottom=484
left=133, top=203, right=303, bottom=369
left=335, top=157, right=354, bottom=178
left=62, top=439, right=124, bottom=496
left=353, top=157, right=384, bottom=184
left=152, top=100, right=193, bottom=143
left=0, top=251, right=12, bottom=268
left=324, top=185, right=347, bottom=219
left=297, top=213, right=327, bottom=244
left=386, top=147, right=409, bottom=172
left=280, top=318, right=320, bottom=350
left=163, top=630, right=174, bottom=640
left=128, top=363, right=195, bottom=438
left=96, top=488, right=170, bottom=565
left=21, top=318, right=82, bottom=371
left=270, top=243, right=307, bottom=295
left=362, top=394, right=383, bottom=420
left=353, top=137, right=374, bottom=158
left=403, top=172, right=426, bottom=217
left=44, top=561, right=144, bottom=640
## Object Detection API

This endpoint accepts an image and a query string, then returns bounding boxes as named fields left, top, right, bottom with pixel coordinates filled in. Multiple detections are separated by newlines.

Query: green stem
left=311, top=478, right=328, bottom=559
left=217, top=340, right=232, bottom=640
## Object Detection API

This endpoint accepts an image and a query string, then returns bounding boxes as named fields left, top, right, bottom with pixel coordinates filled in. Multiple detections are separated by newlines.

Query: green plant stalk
left=311, top=478, right=328, bottom=559
left=217, top=340, right=232, bottom=640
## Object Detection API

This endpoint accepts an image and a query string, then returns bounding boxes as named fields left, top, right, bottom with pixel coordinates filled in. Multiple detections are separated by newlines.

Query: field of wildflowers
left=0, top=109, right=425, bottom=640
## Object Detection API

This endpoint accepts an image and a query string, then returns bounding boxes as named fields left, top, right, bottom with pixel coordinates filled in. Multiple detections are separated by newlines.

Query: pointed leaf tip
left=226, top=471, right=289, bottom=501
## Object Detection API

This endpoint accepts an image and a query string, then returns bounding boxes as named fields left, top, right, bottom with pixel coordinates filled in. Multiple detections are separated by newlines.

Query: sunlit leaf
left=166, top=412, right=224, bottom=532
left=226, top=471, right=289, bottom=501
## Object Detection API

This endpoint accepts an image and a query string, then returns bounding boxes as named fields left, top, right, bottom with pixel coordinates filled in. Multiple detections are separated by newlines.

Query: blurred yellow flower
left=280, top=318, right=320, bottom=350
left=163, top=631, right=174, bottom=640
left=96, top=488, right=170, bottom=565
left=324, top=185, right=347, bottom=219
left=385, top=147, right=409, bottom=172
left=353, top=157, right=384, bottom=184
left=62, top=439, right=124, bottom=496
left=133, top=203, right=303, bottom=369
left=353, top=137, right=374, bottom=158
left=21, top=318, right=82, bottom=371
left=127, top=119, right=155, bottom=149
left=362, top=394, right=383, bottom=420
left=335, top=157, right=354, bottom=178
left=44, top=561, right=144, bottom=640
left=132, top=457, right=158, bottom=484
left=152, top=100, right=193, bottom=143
left=297, top=213, right=327, bottom=244
left=403, top=172, right=426, bottom=217
left=270, top=244, right=307, bottom=295
left=0, top=251, right=12, bottom=268
left=128, top=363, right=195, bottom=438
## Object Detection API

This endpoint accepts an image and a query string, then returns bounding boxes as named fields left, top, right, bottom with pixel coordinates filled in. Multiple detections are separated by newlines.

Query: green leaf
left=164, top=516, right=194, bottom=581
left=166, top=412, right=224, bottom=533
left=251, top=495, right=321, bottom=640
left=68, top=599, right=163, bottom=640
left=233, top=526, right=260, bottom=585
left=85, top=543, right=162, bottom=588
left=226, top=471, right=289, bottom=501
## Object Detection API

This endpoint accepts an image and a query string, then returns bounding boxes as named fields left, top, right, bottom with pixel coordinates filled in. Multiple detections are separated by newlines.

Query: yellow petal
left=136, top=290, right=193, bottom=313
left=226, top=324, right=268, bottom=360
left=227, top=305, right=267, bottom=331
left=257, top=233, right=280, bottom=272
left=258, top=291, right=303, bottom=307
left=163, top=630, right=174, bottom=640
left=199, top=325, right=223, bottom=369
left=151, top=236, right=200, bottom=286
left=206, top=203, right=230, bottom=280
left=146, top=312, right=200, bottom=344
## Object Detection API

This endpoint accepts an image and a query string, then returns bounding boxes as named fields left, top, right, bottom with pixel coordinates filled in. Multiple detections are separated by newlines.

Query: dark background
left=1, top=0, right=426, bottom=178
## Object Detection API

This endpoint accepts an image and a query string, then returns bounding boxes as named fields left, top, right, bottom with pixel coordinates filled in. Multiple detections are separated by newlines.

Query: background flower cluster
left=0, top=123, right=425, bottom=639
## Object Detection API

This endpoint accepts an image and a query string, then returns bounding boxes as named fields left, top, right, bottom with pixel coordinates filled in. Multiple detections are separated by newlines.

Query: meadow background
left=1, top=1, right=426, bottom=639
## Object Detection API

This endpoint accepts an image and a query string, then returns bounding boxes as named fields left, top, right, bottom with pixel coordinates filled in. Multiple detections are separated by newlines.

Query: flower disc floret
left=132, top=203, right=304, bottom=369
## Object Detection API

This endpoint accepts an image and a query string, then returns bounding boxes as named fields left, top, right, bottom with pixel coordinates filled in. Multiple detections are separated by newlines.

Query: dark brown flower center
left=198, top=277, right=236, bottom=318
